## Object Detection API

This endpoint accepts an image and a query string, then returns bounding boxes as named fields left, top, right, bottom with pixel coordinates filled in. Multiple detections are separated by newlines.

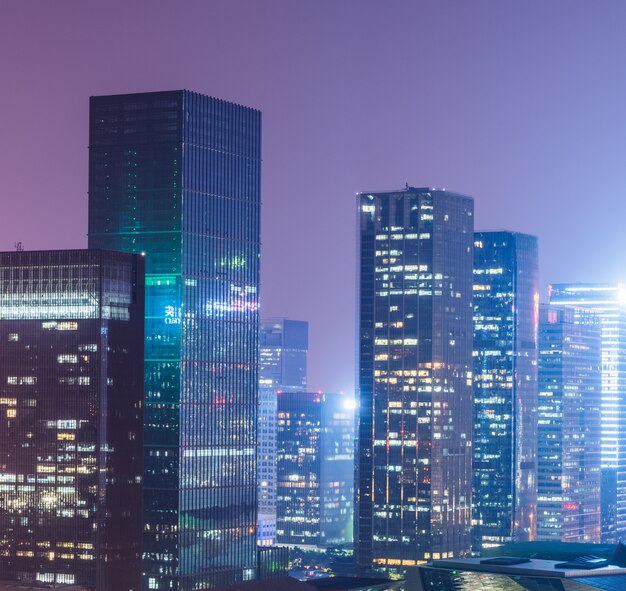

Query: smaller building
left=258, top=319, right=309, bottom=546
left=276, top=391, right=354, bottom=549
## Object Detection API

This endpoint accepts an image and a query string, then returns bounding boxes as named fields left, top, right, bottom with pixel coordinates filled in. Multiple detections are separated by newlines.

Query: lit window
left=57, top=355, right=78, bottom=364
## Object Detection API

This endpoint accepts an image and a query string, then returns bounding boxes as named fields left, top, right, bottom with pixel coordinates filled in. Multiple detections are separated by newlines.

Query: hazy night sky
left=2, top=1, right=626, bottom=393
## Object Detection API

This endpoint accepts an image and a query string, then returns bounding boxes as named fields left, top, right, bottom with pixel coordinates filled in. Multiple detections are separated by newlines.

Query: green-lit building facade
left=88, top=90, right=261, bottom=590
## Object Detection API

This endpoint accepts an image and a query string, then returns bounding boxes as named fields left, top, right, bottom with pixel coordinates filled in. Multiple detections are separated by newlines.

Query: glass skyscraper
left=0, top=249, right=144, bottom=591
left=276, top=391, right=354, bottom=548
left=356, top=187, right=474, bottom=574
left=549, top=283, right=626, bottom=542
left=537, top=305, right=601, bottom=542
left=88, top=91, right=261, bottom=590
left=258, top=318, right=308, bottom=546
left=472, top=232, right=539, bottom=550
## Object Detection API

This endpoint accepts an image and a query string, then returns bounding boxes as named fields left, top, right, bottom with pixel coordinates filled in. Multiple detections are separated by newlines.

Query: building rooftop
left=407, top=552, right=626, bottom=591
left=433, top=556, right=626, bottom=579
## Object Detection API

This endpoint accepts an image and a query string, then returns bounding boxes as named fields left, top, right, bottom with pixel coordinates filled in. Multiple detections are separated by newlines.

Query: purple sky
left=2, top=1, right=626, bottom=393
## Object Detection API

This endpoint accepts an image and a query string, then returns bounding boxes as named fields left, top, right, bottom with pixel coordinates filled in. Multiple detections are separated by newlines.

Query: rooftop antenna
left=14, top=241, right=23, bottom=252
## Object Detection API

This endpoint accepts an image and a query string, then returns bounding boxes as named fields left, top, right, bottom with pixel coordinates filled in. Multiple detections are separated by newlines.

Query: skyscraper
left=537, top=305, right=601, bottom=542
left=88, top=91, right=261, bottom=590
left=258, top=319, right=308, bottom=546
left=276, top=391, right=354, bottom=548
left=472, top=232, right=539, bottom=550
left=259, top=319, right=308, bottom=392
left=0, top=249, right=144, bottom=591
left=549, top=283, right=626, bottom=541
left=356, top=187, right=474, bottom=574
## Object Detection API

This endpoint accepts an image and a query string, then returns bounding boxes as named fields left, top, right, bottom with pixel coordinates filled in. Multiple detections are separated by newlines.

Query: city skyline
left=5, top=1, right=626, bottom=394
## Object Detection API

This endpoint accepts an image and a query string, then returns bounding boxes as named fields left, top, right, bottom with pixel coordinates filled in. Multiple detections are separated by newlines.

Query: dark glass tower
left=258, top=319, right=308, bottom=546
left=88, top=91, right=261, bottom=590
left=472, top=232, right=539, bottom=551
left=0, top=249, right=144, bottom=591
left=276, top=391, right=354, bottom=548
left=537, top=305, right=601, bottom=542
left=549, top=283, right=626, bottom=542
left=356, top=187, right=474, bottom=574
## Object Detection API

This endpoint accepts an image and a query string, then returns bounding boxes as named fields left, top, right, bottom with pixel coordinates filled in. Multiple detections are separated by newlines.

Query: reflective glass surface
left=88, top=91, right=261, bottom=590
left=472, top=233, right=539, bottom=549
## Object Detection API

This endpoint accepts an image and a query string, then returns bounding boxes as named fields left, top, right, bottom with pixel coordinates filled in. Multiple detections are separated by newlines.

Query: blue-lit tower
left=549, top=283, right=626, bottom=542
left=472, top=232, right=539, bottom=550
left=88, top=91, right=261, bottom=590
left=537, top=305, right=602, bottom=542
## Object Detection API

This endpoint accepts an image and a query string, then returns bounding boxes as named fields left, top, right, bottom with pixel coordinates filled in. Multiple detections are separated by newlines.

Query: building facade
left=537, top=305, right=602, bottom=542
left=0, top=249, right=144, bottom=590
left=549, top=283, right=626, bottom=542
left=258, top=319, right=308, bottom=546
left=356, top=187, right=474, bottom=573
left=276, top=391, right=354, bottom=548
left=472, top=232, right=539, bottom=550
left=88, top=90, right=261, bottom=589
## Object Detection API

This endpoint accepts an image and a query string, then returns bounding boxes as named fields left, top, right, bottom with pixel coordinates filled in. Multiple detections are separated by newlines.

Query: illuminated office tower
left=258, top=319, right=308, bottom=546
left=472, top=232, right=539, bottom=550
left=276, top=391, right=354, bottom=548
left=88, top=91, right=261, bottom=590
left=549, top=283, right=626, bottom=542
left=356, top=187, right=474, bottom=574
left=0, top=249, right=144, bottom=591
left=537, top=305, right=601, bottom=542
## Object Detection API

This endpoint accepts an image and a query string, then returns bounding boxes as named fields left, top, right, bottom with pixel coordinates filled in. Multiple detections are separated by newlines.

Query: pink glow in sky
left=2, top=1, right=626, bottom=392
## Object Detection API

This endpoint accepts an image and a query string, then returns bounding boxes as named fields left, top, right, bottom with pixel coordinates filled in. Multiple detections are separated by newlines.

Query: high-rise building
left=537, top=305, right=601, bottom=542
left=258, top=319, right=308, bottom=546
left=276, top=391, right=354, bottom=548
left=0, top=249, right=144, bottom=591
left=356, top=187, right=474, bottom=574
left=260, top=319, right=308, bottom=392
left=549, top=283, right=626, bottom=542
left=472, top=232, right=539, bottom=550
left=88, top=91, right=261, bottom=590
